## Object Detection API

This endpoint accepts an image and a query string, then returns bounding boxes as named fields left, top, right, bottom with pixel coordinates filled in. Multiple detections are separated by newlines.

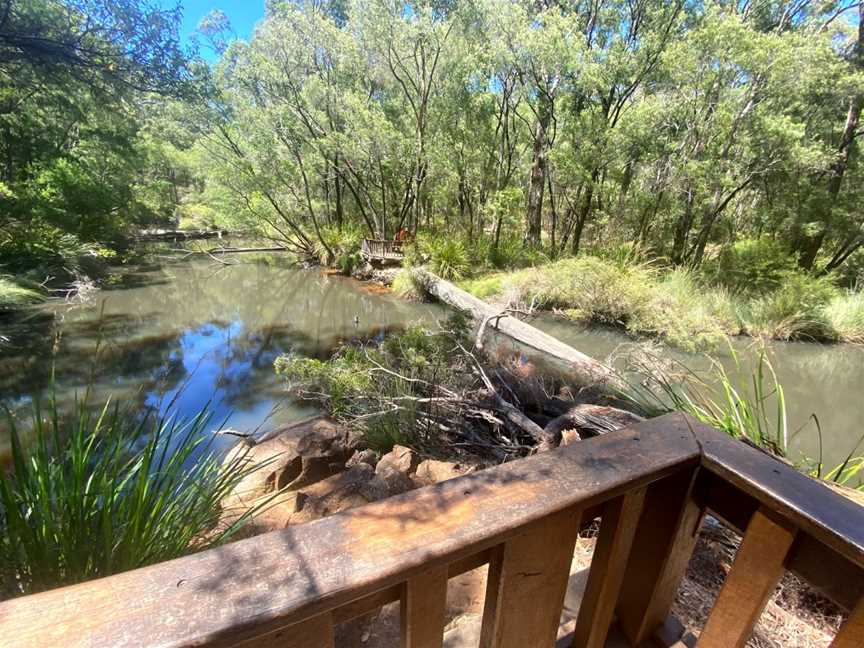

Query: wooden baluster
left=401, top=565, right=449, bottom=648
left=235, top=612, right=335, bottom=647
left=480, top=509, right=581, bottom=648
left=616, top=469, right=703, bottom=646
left=698, top=508, right=797, bottom=648
left=571, top=487, right=647, bottom=648
left=830, top=596, right=864, bottom=648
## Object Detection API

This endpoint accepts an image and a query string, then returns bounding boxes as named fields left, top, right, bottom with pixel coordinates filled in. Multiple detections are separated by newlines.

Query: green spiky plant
left=0, top=394, right=275, bottom=597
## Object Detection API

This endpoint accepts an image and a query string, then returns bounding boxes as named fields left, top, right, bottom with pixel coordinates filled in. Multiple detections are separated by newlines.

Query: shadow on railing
left=0, top=413, right=862, bottom=647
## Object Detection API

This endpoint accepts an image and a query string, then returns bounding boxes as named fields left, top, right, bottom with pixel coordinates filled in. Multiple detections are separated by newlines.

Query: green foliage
left=391, top=269, right=423, bottom=299
left=624, top=349, right=790, bottom=457
left=823, top=292, right=864, bottom=344
left=746, top=272, right=839, bottom=340
left=404, top=235, right=471, bottom=280
left=0, top=397, right=270, bottom=597
left=0, top=277, right=45, bottom=310
left=275, top=322, right=471, bottom=452
left=706, top=239, right=796, bottom=294
left=475, top=256, right=735, bottom=351
left=0, top=220, right=88, bottom=279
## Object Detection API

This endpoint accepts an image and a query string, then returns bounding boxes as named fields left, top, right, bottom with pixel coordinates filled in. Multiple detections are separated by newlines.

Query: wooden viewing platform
left=362, top=238, right=405, bottom=264
left=1, top=413, right=862, bottom=647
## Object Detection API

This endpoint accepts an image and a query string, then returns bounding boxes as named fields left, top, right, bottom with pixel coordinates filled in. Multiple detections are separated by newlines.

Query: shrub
left=0, top=398, right=272, bottom=597
left=0, top=276, right=45, bottom=311
left=707, top=238, right=795, bottom=294
left=636, top=270, right=733, bottom=352
left=428, top=238, right=470, bottom=280
left=823, top=291, right=864, bottom=344
left=0, top=220, right=88, bottom=279
left=746, top=272, right=838, bottom=340
left=276, top=322, right=471, bottom=453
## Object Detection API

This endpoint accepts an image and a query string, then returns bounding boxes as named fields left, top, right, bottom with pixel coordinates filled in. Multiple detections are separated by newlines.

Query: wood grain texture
left=616, top=469, right=702, bottom=645
left=830, top=597, right=864, bottom=648
left=401, top=566, right=448, bottom=648
left=698, top=508, right=797, bottom=648
left=701, top=470, right=864, bottom=612
left=0, top=414, right=700, bottom=648
left=571, top=488, right=647, bottom=648
left=693, top=420, right=864, bottom=569
left=479, top=509, right=581, bottom=648
left=234, top=612, right=334, bottom=648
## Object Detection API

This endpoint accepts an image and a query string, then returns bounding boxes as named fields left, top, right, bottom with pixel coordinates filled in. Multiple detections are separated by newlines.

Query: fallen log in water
left=136, top=229, right=229, bottom=242
left=410, top=268, right=622, bottom=391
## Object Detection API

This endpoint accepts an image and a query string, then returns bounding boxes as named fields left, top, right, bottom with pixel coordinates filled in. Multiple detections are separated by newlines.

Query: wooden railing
left=1, top=413, right=862, bottom=647
left=362, top=238, right=405, bottom=261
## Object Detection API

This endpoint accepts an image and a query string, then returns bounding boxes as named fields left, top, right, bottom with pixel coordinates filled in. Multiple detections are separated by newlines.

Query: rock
left=237, top=491, right=309, bottom=534
left=295, top=463, right=379, bottom=521
left=376, top=444, right=420, bottom=476
left=220, top=431, right=302, bottom=501
left=413, top=459, right=469, bottom=487
left=286, top=419, right=359, bottom=490
left=443, top=613, right=482, bottom=647
left=359, top=476, right=392, bottom=502
left=347, top=448, right=379, bottom=469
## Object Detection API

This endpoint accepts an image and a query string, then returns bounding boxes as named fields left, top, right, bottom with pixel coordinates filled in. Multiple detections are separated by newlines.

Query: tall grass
left=620, top=348, right=863, bottom=490
left=0, top=395, right=272, bottom=597
left=823, top=291, right=864, bottom=344
left=624, top=348, right=789, bottom=456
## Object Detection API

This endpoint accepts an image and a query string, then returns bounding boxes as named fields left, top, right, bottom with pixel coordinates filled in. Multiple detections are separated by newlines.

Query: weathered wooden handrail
left=361, top=238, right=405, bottom=261
left=1, top=413, right=862, bottom=647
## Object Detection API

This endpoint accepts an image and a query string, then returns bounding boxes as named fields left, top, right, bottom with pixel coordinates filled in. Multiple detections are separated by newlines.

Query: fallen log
left=410, top=268, right=623, bottom=391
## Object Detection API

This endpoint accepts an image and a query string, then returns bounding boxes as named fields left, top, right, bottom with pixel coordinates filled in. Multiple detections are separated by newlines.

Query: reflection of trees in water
left=1, top=257, right=444, bottom=426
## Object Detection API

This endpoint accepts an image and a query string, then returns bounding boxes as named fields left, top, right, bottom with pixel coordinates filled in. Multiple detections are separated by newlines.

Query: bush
left=746, top=272, right=838, bottom=340
left=0, top=220, right=88, bottom=279
left=823, top=291, right=864, bottom=344
left=276, top=322, right=471, bottom=452
left=0, top=398, right=272, bottom=596
left=706, top=238, right=795, bottom=294
left=635, top=270, right=735, bottom=351
left=0, top=276, right=45, bottom=311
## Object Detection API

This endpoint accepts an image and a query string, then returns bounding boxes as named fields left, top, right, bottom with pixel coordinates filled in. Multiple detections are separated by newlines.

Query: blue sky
left=164, top=1, right=266, bottom=58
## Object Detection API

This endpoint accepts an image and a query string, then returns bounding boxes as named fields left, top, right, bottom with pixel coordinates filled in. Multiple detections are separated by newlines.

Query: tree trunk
left=410, top=268, right=622, bottom=391
left=525, top=96, right=552, bottom=247
left=797, top=5, right=862, bottom=270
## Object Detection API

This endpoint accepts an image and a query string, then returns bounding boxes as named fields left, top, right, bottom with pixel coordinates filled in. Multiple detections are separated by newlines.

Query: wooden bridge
left=362, top=238, right=405, bottom=264
left=1, top=413, right=862, bottom=647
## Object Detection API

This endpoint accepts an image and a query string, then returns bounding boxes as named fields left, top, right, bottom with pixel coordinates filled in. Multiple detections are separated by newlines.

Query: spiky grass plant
left=0, top=396, right=272, bottom=597
left=620, top=347, right=789, bottom=456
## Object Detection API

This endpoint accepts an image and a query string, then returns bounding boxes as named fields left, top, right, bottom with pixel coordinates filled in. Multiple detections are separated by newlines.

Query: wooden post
left=698, top=508, right=797, bottom=648
left=830, top=597, right=864, bottom=648
left=616, top=469, right=703, bottom=645
left=571, top=488, right=647, bottom=648
left=480, top=509, right=581, bottom=648
left=401, top=566, right=449, bottom=648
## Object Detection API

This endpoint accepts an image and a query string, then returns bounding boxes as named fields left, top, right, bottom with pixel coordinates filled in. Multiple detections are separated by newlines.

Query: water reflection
left=0, top=256, right=445, bottom=457
left=533, top=317, right=864, bottom=472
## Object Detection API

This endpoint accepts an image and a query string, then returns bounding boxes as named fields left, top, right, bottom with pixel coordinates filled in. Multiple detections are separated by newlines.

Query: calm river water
left=0, top=255, right=444, bottom=458
left=1, top=253, right=861, bottom=474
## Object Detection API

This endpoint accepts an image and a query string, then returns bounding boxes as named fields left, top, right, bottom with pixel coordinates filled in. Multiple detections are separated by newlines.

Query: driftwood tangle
left=411, top=268, right=622, bottom=390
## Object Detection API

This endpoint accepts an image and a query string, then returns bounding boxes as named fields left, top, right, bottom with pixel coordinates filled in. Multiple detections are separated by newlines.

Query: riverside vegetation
left=2, top=0, right=864, bottom=611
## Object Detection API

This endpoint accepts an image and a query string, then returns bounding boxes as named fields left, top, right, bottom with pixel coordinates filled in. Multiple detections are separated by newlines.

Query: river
left=1, top=252, right=861, bottom=476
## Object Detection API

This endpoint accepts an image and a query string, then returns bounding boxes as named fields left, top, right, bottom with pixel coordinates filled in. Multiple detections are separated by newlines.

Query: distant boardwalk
left=361, top=238, right=405, bottom=265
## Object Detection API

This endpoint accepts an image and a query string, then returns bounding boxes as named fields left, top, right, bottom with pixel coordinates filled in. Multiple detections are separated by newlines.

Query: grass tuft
left=0, top=396, right=272, bottom=597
